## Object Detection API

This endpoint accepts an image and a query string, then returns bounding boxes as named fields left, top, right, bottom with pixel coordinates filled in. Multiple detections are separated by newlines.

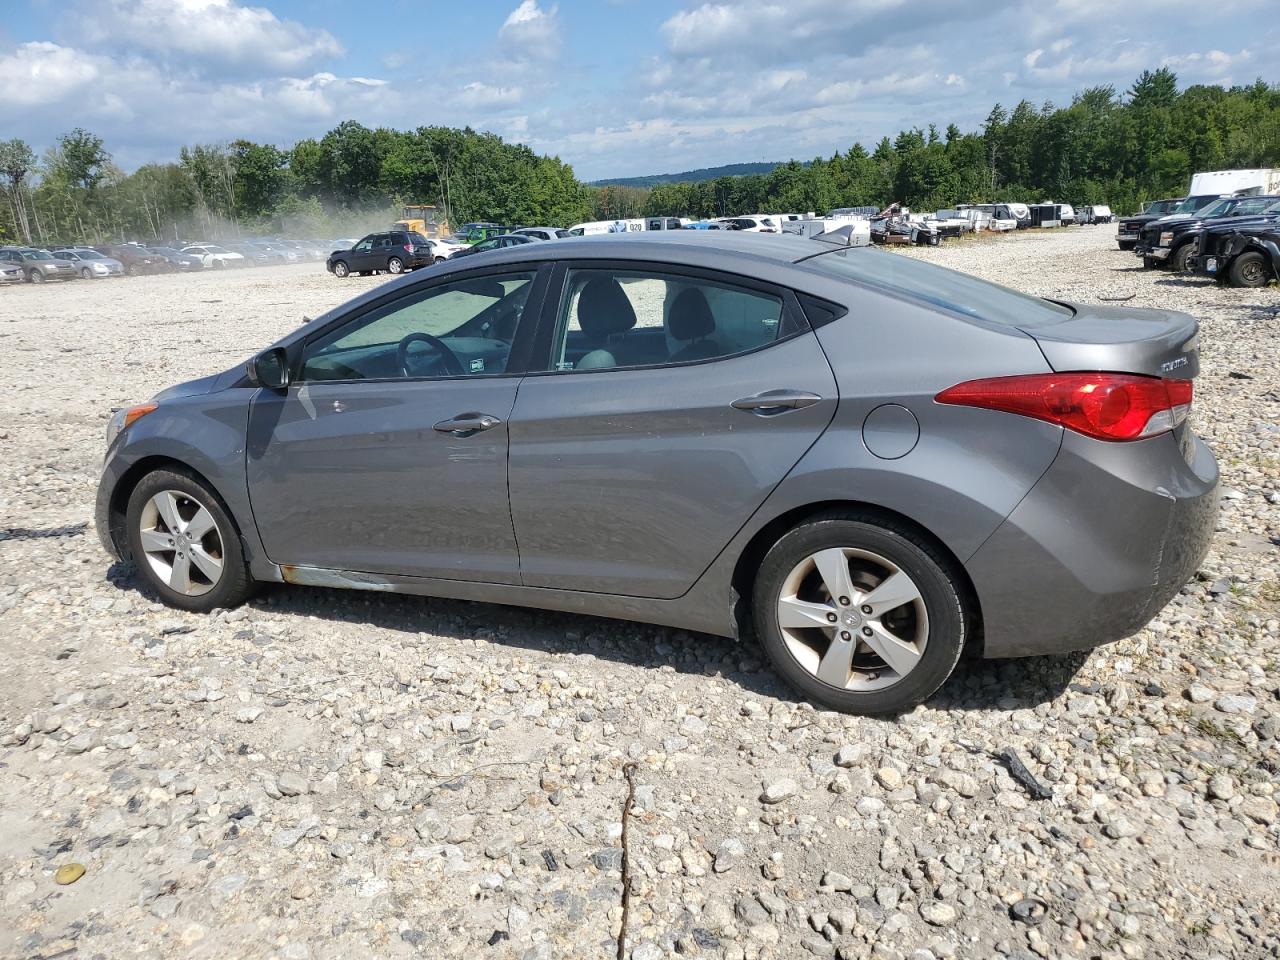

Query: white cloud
left=68, top=0, right=342, bottom=76
left=499, top=0, right=561, bottom=63
left=0, top=42, right=100, bottom=104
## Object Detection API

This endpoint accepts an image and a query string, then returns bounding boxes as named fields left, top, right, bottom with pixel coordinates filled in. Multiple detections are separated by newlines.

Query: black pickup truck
left=1136, top=195, right=1280, bottom=270
left=1116, top=195, right=1221, bottom=251
left=1188, top=219, right=1280, bottom=286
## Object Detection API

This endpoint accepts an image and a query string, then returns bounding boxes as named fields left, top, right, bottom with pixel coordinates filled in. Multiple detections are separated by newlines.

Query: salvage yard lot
left=1, top=230, right=1278, bottom=960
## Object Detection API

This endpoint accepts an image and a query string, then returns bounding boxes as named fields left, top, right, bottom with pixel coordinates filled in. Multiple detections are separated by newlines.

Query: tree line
left=1, top=69, right=1277, bottom=246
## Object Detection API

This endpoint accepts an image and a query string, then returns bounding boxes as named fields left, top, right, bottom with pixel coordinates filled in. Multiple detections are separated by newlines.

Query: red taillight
left=404, top=243, right=413, bottom=252
left=936, top=372, right=1192, bottom=441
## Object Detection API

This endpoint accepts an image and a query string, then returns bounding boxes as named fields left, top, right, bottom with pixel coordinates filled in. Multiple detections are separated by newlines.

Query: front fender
left=95, top=387, right=268, bottom=571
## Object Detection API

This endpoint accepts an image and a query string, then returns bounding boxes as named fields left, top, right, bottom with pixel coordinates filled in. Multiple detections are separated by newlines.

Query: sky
left=0, top=0, right=1274, bottom=182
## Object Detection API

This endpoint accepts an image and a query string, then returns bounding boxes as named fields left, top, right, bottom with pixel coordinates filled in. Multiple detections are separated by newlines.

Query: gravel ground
left=1, top=230, right=1278, bottom=960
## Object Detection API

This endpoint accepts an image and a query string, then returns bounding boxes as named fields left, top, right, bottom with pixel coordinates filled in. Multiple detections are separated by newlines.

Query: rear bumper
left=966, top=429, right=1218, bottom=659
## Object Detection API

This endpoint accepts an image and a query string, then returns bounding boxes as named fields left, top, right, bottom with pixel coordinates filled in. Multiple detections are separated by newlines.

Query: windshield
left=28, top=250, right=53, bottom=260
left=206, top=245, right=230, bottom=254
left=803, top=246, right=1072, bottom=328
left=76, top=249, right=104, bottom=259
left=1194, top=199, right=1233, bottom=218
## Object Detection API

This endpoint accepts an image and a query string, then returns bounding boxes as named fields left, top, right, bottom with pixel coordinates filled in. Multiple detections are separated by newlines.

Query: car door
left=347, top=236, right=375, bottom=271
left=246, top=266, right=550, bottom=582
left=507, top=262, right=838, bottom=599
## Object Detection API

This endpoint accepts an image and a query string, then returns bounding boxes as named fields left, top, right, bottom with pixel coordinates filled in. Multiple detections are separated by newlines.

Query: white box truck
left=1188, top=169, right=1280, bottom=197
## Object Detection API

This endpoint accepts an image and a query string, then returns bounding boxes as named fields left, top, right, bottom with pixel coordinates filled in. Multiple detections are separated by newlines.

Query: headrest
left=577, top=277, right=636, bottom=339
left=667, top=287, right=715, bottom=341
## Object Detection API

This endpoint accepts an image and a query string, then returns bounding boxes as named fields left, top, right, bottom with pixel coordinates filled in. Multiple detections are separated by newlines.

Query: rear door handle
left=731, top=390, right=823, bottom=416
left=433, top=412, right=502, bottom=437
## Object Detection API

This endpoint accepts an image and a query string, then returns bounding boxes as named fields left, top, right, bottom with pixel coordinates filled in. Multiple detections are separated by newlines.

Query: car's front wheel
left=752, top=513, right=967, bottom=715
left=1170, top=244, right=1193, bottom=272
left=27, top=269, right=43, bottom=284
left=332, top=260, right=350, bottom=278
left=81, top=267, right=93, bottom=280
left=125, top=468, right=255, bottom=612
left=1228, top=251, right=1271, bottom=288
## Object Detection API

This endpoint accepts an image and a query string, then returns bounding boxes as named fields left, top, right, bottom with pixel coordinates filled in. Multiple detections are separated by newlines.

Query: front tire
left=1170, top=244, right=1192, bottom=272
left=81, top=267, right=93, bottom=280
left=332, top=261, right=350, bottom=278
left=751, top=513, right=967, bottom=715
left=28, top=270, right=43, bottom=284
left=387, top=256, right=404, bottom=274
left=1228, top=251, right=1271, bottom=288
left=125, top=468, right=255, bottom=612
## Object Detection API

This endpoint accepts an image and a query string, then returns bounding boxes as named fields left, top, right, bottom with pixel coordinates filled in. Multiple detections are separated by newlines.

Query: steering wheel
left=396, top=332, right=465, bottom=378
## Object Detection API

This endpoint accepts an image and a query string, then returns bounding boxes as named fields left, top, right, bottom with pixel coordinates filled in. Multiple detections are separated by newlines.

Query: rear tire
left=125, top=468, right=255, bottom=613
left=751, top=512, right=967, bottom=715
left=1228, top=251, right=1271, bottom=289
left=387, top=257, right=404, bottom=274
left=1117, top=241, right=1135, bottom=251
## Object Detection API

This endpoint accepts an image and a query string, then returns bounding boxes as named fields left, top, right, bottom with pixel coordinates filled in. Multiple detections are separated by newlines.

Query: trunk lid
left=1017, top=303, right=1199, bottom=380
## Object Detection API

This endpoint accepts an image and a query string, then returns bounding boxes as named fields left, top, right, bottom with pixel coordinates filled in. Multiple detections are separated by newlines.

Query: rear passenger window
left=547, top=268, right=797, bottom=372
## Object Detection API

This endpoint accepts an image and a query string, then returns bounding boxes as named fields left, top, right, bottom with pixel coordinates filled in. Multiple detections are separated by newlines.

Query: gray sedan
left=53, top=247, right=125, bottom=279
left=94, top=233, right=1218, bottom=714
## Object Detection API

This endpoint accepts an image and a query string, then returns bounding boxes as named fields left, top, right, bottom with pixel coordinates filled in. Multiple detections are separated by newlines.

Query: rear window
left=802, top=247, right=1072, bottom=328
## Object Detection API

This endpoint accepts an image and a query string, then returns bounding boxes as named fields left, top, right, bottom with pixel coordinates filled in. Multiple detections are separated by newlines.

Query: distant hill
left=591, top=161, right=805, bottom=188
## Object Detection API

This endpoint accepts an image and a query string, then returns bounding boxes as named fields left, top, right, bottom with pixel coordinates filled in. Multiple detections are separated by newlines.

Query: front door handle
left=731, top=390, right=822, bottom=416
left=433, top=412, right=502, bottom=437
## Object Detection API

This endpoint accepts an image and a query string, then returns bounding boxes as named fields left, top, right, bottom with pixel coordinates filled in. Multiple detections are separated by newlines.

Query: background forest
left=2, top=68, right=1277, bottom=244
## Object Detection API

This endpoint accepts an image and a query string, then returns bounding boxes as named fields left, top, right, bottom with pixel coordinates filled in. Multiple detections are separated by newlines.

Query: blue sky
left=1, top=0, right=1274, bottom=181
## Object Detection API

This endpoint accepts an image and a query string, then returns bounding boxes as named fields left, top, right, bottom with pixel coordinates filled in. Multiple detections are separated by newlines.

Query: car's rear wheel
left=333, top=261, right=350, bottom=278
left=125, top=468, right=255, bottom=612
left=387, top=256, right=404, bottom=274
left=1117, top=241, right=1135, bottom=251
left=752, top=513, right=967, bottom=715
left=1228, top=251, right=1271, bottom=288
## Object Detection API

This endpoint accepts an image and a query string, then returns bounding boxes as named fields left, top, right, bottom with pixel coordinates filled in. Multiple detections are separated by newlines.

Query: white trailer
left=1188, top=169, right=1280, bottom=197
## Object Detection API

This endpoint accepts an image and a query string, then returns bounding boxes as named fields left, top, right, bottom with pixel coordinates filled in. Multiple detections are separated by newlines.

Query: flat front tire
left=1228, top=251, right=1271, bottom=288
left=125, top=468, right=255, bottom=612
left=752, top=513, right=967, bottom=715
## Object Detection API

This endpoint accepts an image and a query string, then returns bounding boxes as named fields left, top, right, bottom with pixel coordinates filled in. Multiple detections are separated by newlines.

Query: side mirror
left=249, top=347, right=290, bottom=390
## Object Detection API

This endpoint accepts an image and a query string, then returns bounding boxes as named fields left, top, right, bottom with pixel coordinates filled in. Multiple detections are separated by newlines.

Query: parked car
left=1078, top=205, right=1114, bottom=224
left=53, top=247, right=125, bottom=279
left=94, top=244, right=171, bottom=275
left=715, top=216, right=779, bottom=233
left=0, top=247, right=78, bottom=282
left=326, top=231, right=436, bottom=277
left=1186, top=200, right=1280, bottom=279
left=0, top=259, right=26, bottom=283
left=512, top=227, right=570, bottom=241
left=448, top=233, right=537, bottom=258
left=1116, top=195, right=1226, bottom=253
left=1135, top=195, right=1280, bottom=270
left=182, top=244, right=246, bottom=268
left=422, top=237, right=466, bottom=261
left=1190, top=221, right=1280, bottom=287
left=146, top=246, right=204, bottom=271
left=94, top=233, right=1218, bottom=715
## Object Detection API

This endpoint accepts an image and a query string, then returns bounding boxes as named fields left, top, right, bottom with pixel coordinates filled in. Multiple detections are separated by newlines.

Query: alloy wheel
left=137, top=490, right=225, bottom=597
left=776, top=547, right=929, bottom=691
left=387, top=257, right=404, bottom=274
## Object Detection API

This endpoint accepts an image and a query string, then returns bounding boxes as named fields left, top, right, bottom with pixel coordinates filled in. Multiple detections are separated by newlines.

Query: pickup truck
left=1115, top=196, right=1218, bottom=251
left=1136, top=195, right=1280, bottom=270
left=1196, top=223, right=1280, bottom=287
left=1186, top=204, right=1280, bottom=281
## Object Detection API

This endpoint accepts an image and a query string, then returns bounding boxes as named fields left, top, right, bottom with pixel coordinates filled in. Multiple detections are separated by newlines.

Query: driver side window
left=300, top=272, right=537, bottom=383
